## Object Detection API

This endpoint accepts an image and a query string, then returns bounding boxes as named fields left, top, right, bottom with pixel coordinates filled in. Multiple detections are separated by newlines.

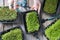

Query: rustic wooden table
left=0, top=0, right=60, bottom=40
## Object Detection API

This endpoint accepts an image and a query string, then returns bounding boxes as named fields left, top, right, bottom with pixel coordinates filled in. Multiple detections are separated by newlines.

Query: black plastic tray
left=22, top=10, right=41, bottom=34
left=0, top=12, right=24, bottom=24
left=0, top=26, right=24, bottom=40
left=43, top=19, right=58, bottom=40
left=0, top=12, right=18, bottom=23
left=42, top=0, right=60, bottom=16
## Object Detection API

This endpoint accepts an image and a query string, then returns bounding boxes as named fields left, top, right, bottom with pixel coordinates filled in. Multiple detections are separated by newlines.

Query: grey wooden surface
left=0, top=13, right=54, bottom=40
left=0, top=0, right=60, bottom=40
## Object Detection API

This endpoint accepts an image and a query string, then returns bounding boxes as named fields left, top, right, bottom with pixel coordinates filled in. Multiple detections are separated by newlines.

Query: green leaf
left=44, top=0, right=58, bottom=14
left=2, top=28, right=23, bottom=40
left=45, top=19, right=60, bottom=40
left=0, top=7, right=17, bottom=21
left=26, top=12, right=40, bottom=33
